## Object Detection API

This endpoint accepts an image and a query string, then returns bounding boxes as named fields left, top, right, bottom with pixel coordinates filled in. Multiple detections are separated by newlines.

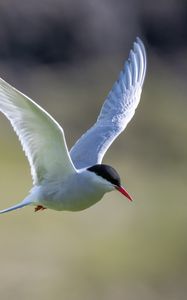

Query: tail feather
left=0, top=200, right=31, bottom=214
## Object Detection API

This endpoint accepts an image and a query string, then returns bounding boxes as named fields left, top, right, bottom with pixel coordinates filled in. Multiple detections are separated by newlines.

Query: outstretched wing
left=0, top=79, right=76, bottom=185
left=70, top=37, right=147, bottom=169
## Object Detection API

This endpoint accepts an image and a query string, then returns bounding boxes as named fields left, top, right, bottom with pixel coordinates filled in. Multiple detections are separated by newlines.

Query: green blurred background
left=0, top=1, right=187, bottom=299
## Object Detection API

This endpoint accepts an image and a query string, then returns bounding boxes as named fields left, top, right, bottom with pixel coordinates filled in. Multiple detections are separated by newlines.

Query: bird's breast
left=38, top=172, right=106, bottom=211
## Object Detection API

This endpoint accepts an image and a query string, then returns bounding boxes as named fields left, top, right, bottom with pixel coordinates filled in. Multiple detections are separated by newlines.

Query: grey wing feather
left=70, top=37, right=147, bottom=169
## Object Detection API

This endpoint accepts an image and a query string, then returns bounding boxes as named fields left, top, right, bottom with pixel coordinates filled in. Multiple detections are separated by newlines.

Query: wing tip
left=127, top=36, right=147, bottom=86
left=113, top=37, right=147, bottom=95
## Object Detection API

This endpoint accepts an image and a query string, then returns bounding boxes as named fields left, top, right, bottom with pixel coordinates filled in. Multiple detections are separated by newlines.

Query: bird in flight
left=0, top=37, right=146, bottom=214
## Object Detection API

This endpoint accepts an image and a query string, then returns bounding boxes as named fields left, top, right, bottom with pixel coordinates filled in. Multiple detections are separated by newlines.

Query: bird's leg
left=34, top=205, right=47, bottom=212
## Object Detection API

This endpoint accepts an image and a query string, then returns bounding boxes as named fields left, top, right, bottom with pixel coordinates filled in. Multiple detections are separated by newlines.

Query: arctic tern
left=0, top=37, right=146, bottom=214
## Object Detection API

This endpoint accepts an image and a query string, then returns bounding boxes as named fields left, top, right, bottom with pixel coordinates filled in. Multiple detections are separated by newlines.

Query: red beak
left=115, top=186, right=132, bottom=201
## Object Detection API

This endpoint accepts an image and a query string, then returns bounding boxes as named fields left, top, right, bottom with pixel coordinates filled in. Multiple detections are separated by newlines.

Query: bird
left=0, top=37, right=146, bottom=214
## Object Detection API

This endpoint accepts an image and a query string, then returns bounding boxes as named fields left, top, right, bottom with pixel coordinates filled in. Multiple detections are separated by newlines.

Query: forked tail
left=0, top=198, right=31, bottom=214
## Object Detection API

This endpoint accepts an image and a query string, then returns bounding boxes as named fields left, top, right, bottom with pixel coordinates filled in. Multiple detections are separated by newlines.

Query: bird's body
left=30, top=169, right=113, bottom=211
left=0, top=37, right=147, bottom=214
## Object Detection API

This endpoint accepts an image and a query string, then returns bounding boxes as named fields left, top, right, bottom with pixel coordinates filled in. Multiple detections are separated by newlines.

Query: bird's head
left=87, top=164, right=132, bottom=201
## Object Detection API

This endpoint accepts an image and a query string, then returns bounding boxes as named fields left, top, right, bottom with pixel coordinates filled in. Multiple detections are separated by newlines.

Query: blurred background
left=0, top=0, right=187, bottom=299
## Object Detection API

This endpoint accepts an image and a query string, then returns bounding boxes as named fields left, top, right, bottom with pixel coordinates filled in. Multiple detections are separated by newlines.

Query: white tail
left=0, top=199, right=31, bottom=214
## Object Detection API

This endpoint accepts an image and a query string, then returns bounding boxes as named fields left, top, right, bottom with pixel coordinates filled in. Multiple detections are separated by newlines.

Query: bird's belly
left=38, top=183, right=105, bottom=212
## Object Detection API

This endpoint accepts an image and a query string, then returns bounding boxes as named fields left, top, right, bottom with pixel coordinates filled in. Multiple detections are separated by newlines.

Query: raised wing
left=0, top=79, right=76, bottom=184
left=70, top=37, right=147, bottom=169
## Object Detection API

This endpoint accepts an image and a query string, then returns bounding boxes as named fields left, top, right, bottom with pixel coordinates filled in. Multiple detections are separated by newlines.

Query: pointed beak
left=115, top=186, right=133, bottom=201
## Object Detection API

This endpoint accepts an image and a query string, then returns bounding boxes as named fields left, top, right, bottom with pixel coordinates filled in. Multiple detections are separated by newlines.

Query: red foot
left=34, top=205, right=47, bottom=212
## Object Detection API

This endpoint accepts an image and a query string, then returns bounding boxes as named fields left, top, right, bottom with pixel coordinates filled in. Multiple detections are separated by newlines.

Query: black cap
left=87, top=164, right=121, bottom=187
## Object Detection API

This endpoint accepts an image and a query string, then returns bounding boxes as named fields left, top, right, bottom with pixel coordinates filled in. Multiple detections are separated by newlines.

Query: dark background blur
left=0, top=1, right=187, bottom=300
left=1, top=0, right=187, bottom=65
